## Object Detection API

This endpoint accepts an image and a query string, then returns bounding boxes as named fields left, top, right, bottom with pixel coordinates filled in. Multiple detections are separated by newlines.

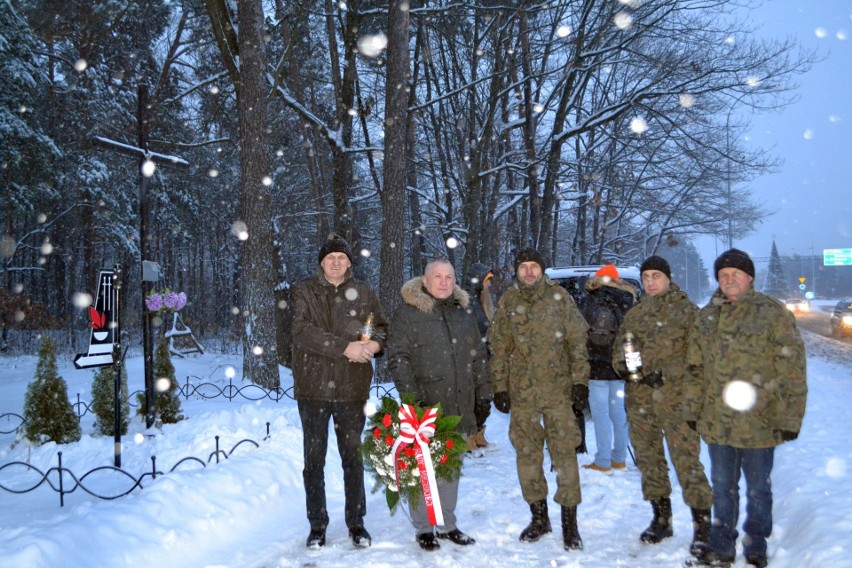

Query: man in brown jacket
left=291, top=235, right=388, bottom=550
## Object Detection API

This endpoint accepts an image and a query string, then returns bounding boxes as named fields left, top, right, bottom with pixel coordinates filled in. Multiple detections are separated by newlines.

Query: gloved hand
left=493, top=391, right=511, bottom=414
left=474, top=398, right=492, bottom=428
left=777, top=430, right=798, bottom=442
left=640, top=370, right=664, bottom=389
left=571, top=383, right=589, bottom=411
left=686, top=420, right=697, bottom=431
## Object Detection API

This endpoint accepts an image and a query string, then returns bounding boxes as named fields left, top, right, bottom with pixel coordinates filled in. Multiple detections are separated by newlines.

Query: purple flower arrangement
left=145, top=290, right=187, bottom=313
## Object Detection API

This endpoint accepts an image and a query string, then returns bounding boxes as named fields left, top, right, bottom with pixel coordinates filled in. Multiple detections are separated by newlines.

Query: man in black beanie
left=614, top=254, right=713, bottom=560
left=488, top=247, right=590, bottom=551
left=712, top=248, right=755, bottom=282
left=639, top=255, right=672, bottom=281
left=684, top=248, right=807, bottom=567
left=291, top=234, right=388, bottom=549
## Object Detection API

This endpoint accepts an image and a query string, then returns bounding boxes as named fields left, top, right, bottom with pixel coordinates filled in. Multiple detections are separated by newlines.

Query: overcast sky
left=696, top=0, right=852, bottom=275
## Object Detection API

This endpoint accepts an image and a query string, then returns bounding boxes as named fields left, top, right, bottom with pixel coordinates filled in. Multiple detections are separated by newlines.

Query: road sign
left=805, top=291, right=814, bottom=300
left=799, top=277, right=806, bottom=284
left=799, top=283, right=806, bottom=290
left=824, top=248, right=852, bottom=266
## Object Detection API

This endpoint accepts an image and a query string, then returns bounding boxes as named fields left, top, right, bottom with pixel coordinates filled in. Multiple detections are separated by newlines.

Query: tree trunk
left=237, top=0, right=279, bottom=388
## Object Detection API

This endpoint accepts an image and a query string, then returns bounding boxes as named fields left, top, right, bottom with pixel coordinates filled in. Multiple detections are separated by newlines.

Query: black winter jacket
left=387, top=277, right=491, bottom=434
left=581, top=276, right=637, bottom=380
left=291, top=269, right=387, bottom=402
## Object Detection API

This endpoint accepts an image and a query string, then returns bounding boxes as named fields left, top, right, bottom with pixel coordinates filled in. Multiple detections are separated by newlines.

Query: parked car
left=830, top=299, right=852, bottom=338
left=785, top=298, right=810, bottom=313
left=545, top=265, right=642, bottom=305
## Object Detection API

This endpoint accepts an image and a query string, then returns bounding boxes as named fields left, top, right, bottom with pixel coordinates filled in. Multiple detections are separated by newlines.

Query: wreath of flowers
left=360, top=394, right=467, bottom=513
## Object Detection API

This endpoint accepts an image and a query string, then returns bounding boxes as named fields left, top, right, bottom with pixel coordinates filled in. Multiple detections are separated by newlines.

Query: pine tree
left=136, top=337, right=184, bottom=424
left=91, top=364, right=130, bottom=436
left=22, top=337, right=81, bottom=445
left=763, top=241, right=789, bottom=299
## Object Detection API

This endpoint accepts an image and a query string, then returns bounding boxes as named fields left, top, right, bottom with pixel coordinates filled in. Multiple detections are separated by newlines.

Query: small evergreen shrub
left=22, top=337, right=81, bottom=445
left=136, top=337, right=184, bottom=424
left=91, top=364, right=130, bottom=436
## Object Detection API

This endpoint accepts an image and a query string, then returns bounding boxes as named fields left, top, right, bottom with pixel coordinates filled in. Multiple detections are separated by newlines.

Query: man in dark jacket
left=387, top=258, right=491, bottom=551
left=613, top=255, right=713, bottom=560
left=685, top=248, right=807, bottom=568
left=291, top=235, right=388, bottom=550
left=488, top=248, right=590, bottom=551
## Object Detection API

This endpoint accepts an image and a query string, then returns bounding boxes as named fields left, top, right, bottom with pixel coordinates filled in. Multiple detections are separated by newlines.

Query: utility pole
left=92, top=84, right=189, bottom=428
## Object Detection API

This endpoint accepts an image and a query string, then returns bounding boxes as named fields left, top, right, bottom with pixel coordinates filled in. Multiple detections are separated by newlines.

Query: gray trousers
left=410, top=454, right=464, bottom=534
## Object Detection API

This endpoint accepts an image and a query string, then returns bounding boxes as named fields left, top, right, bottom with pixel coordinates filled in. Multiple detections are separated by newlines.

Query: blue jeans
left=708, top=444, right=775, bottom=559
left=588, top=379, right=629, bottom=467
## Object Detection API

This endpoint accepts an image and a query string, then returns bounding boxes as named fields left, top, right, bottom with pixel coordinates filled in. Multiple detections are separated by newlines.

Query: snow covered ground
left=0, top=329, right=849, bottom=568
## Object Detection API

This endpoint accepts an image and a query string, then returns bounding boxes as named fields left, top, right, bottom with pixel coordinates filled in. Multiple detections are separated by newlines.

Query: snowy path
left=0, top=330, right=849, bottom=567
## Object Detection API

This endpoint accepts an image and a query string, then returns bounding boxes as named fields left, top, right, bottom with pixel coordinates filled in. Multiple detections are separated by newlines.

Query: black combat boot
left=640, top=497, right=673, bottom=544
left=519, top=499, right=552, bottom=542
left=561, top=506, right=583, bottom=550
left=690, top=508, right=712, bottom=558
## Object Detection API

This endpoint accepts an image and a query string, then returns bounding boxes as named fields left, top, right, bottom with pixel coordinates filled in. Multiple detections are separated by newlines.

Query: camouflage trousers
left=509, top=403, right=582, bottom=507
left=626, top=389, right=713, bottom=509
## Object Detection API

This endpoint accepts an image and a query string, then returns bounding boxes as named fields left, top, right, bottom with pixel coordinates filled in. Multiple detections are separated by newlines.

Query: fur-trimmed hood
left=401, top=276, right=470, bottom=313
left=585, top=274, right=638, bottom=301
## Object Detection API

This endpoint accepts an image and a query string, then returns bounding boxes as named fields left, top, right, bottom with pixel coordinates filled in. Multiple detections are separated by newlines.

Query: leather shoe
left=436, top=528, right=475, bottom=545
left=306, top=528, right=326, bottom=549
left=349, top=526, right=371, bottom=548
left=611, top=461, right=626, bottom=469
left=583, top=463, right=611, bottom=472
left=416, top=532, right=440, bottom=551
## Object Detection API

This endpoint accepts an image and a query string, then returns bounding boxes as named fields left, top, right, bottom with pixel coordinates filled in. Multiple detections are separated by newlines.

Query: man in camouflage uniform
left=684, top=249, right=807, bottom=568
left=613, top=255, right=713, bottom=560
left=487, top=248, right=590, bottom=551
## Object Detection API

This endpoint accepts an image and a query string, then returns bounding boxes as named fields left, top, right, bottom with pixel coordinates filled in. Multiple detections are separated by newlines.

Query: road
left=792, top=305, right=852, bottom=345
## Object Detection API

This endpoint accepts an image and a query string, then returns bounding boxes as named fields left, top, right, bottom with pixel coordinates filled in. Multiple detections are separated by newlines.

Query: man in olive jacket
left=684, top=248, right=807, bottom=568
left=487, top=248, right=590, bottom=551
left=613, top=255, right=712, bottom=559
left=386, top=259, right=490, bottom=551
left=291, top=235, right=388, bottom=550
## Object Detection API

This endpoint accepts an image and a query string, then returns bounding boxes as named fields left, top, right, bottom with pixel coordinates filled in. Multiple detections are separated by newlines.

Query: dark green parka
left=386, top=277, right=491, bottom=434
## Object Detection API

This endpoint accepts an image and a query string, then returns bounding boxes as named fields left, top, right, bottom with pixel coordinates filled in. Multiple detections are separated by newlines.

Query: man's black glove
left=777, top=430, right=799, bottom=442
left=686, top=420, right=697, bottom=431
left=493, top=391, right=511, bottom=414
left=474, top=398, right=492, bottom=428
left=571, top=383, right=589, bottom=411
left=640, top=370, right=664, bottom=389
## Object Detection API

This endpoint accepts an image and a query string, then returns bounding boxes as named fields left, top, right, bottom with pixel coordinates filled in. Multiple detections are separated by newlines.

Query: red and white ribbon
left=390, top=403, right=444, bottom=526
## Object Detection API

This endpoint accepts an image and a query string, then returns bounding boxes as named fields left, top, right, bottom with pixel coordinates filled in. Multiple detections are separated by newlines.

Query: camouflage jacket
left=386, top=278, right=490, bottom=434
left=487, top=276, right=589, bottom=407
left=685, top=288, right=807, bottom=448
left=613, top=283, right=697, bottom=419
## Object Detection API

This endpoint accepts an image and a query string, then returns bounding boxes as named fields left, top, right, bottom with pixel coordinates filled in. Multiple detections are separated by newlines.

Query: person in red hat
left=578, top=265, right=636, bottom=472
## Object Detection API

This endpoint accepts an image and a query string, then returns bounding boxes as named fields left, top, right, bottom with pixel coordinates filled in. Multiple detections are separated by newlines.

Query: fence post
left=57, top=451, right=65, bottom=507
left=151, top=456, right=157, bottom=479
left=215, top=435, right=220, bottom=463
left=184, top=376, right=190, bottom=400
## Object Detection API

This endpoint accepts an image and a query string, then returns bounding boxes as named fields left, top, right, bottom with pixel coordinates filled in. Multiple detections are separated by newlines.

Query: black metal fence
left=0, top=376, right=399, bottom=508
left=0, top=430, right=267, bottom=507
